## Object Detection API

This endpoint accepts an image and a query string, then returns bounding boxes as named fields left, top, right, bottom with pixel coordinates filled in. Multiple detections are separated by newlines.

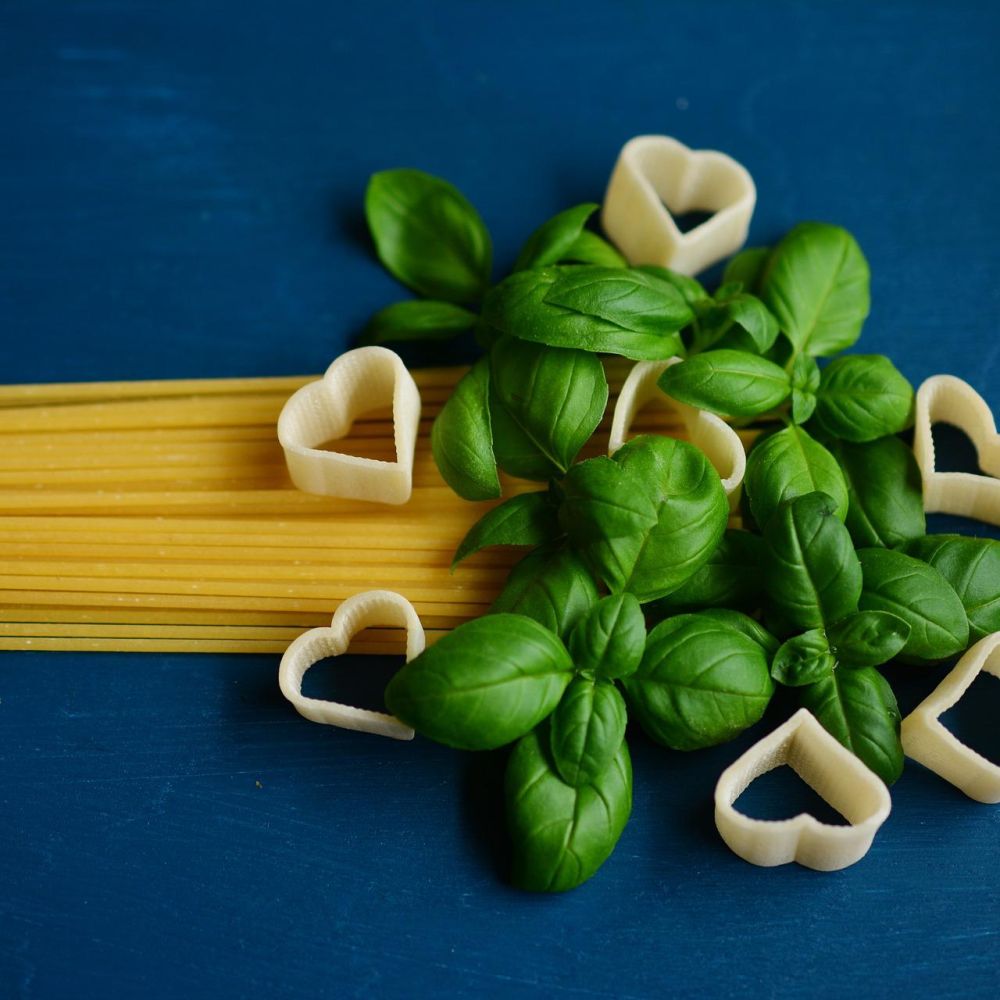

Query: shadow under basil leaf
left=458, top=749, right=512, bottom=883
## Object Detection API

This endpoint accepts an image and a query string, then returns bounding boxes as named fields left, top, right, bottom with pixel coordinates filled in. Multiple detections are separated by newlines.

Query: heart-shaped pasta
left=901, top=632, right=1000, bottom=803
left=278, top=590, right=425, bottom=740
left=278, top=346, right=420, bottom=505
left=912, top=374, right=1000, bottom=526
left=609, top=358, right=746, bottom=509
left=714, top=708, right=892, bottom=871
left=602, top=135, right=755, bottom=277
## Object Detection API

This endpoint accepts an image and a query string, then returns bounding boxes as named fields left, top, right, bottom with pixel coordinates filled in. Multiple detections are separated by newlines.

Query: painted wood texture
left=1, top=1, right=999, bottom=997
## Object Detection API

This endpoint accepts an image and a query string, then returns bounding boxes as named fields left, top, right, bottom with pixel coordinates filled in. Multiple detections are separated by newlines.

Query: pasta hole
left=734, top=764, right=850, bottom=825
left=667, top=208, right=716, bottom=233
left=318, top=405, right=397, bottom=462
left=301, top=649, right=405, bottom=713
left=940, top=672, right=1000, bottom=766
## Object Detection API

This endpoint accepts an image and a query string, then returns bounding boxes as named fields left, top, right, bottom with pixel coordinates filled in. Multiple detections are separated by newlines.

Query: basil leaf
left=857, top=548, right=969, bottom=662
left=431, top=358, right=500, bottom=500
left=653, top=529, right=766, bottom=613
left=490, top=336, right=608, bottom=475
left=384, top=614, right=572, bottom=750
left=771, top=629, right=835, bottom=686
left=549, top=676, right=628, bottom=786
left=657, top=350, right=790, bottom=418
left=901, top=534, right=1000, bottom=642
left=365, top=169, right=492, bottom=303
left=811, top=355, right=914, bottom=443
left=760, top=222, right=870, bottom=357
left=544, top=266, right=694, bottom=335
left=790, top=355, right=821, bottom=423
left=695, top=609, right=780, bottom=656
left=798, top=666, right=903, bottom=785
left=491, top=545, right=599, bottom=640
left=624, top=614, right=773, bottom=750
left=452, top=491, right=558, bottom=568
left=568, top=592, right=646, bottom=679
left=635, top=265, right=710, bottom=307
left=826, top=611, right=911, bottom=667
left=722, top=246, right=771, bottom=292
left=561, top=229, right=628, bottom=268
left=744, top=425, right=849, bottom=529
left=482, top=268, right=687, bottom=361
left=823, top=435, right=925, bottom=548
left=361, top=300, right=477, bottom=345
left=763, top=492, right=863, bottom=630
left=506, top=727, right=631, bottom=893
left=489, top=389, right=562, bottom=480
left=791, top=389, right=817, bottom=425
left=514, top=203, right=599, bottom=271
left=560, top=435, right=729, bottom=602
left=696, top=293, right=780, bottom=355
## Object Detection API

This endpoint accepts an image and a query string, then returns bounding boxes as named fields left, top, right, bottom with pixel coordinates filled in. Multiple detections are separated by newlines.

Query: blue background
left=2, top=1, right=999, bottom=997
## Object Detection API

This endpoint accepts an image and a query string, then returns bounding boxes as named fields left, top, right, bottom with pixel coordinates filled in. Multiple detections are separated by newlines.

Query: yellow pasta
left=0, top=361, right=707, bottom=653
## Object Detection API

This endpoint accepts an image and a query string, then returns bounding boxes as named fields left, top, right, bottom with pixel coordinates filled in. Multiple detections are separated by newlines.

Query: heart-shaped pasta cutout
left=714, top=708, right=892, bottom=871
left=609, top=358, right=746, bottom=509
left=602, top=135, right=755, bottom=277
left=278, top=590, right=424, bottom=740
left=277, top=346, right=421, bottom=505
left=912, top=374, right=1000, bottom=526
left=901, top=632, right=1000, bottom=803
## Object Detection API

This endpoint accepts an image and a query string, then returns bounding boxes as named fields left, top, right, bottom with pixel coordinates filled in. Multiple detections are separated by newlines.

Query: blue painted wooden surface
left=1, top=1, right=999, bottom=996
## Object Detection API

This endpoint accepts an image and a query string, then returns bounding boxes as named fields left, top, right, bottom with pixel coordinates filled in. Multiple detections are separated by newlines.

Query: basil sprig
left=357, top=180, right=1000, bottom=891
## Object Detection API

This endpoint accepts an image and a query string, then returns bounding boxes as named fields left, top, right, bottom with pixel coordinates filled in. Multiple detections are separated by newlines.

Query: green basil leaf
left=430, top=358, right=500, bottom=500
left=491, top=545, right=599, bottom=640
left=384, top=614, right=572, bottom=750
left=653, top=529, right=766, bottom=613
left=744, top=425, right=849, bottom=529
left=823, top=435, right=925, bottom=548
left=826, top=610, right=911, bottom=667
left=771, top=629, right=835, bottom=686
left=760, top=222, right=870, bottom=357
left=490, top=336, right=608, bottom=475
left=560, top=229, right=628, bottom=268
left=514, top=203, right=599, bottom=271
left=624, top=613, right=773, bottom=749
left=657, top=350, right=790, bottom=418
left=549, top=676, right=628, bottom=786
left=811, top=355, right=914, bottom=442
left=790, top=355, right=820, bottom=425
left=506, top=727, right=631, bottom=893
left=901, top=535, right=1000, bottom=642
left=695, top=609, right=780, bottom=656
left=857, top=548, right=969, bottom=662
left=452, top=491, right=558, bottom=568
left=762, top=492, right=863, bottom=630
left=635, top=265, right=711, bottom=307
left=481, top=268, right=687, bottom=360
left=568, top=592, right=646, bottom=679
left=722, top=246, right=771, bottom=292
left=792, top=354, right=821, bottom=394
left=698, top=293, right=780, bottom=355
left=798, top=666, right=903, bottom=785
left=365, top=169, right=492, bottom=303
left=361, top=299, right=477, bottom=345
left=560, top=435, right=728, bottom=602
left=791, top=389, right=817, bottom=425
left=489, top=389, right=561, bottom=480
left=544, top=266, right=694, bottom=335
